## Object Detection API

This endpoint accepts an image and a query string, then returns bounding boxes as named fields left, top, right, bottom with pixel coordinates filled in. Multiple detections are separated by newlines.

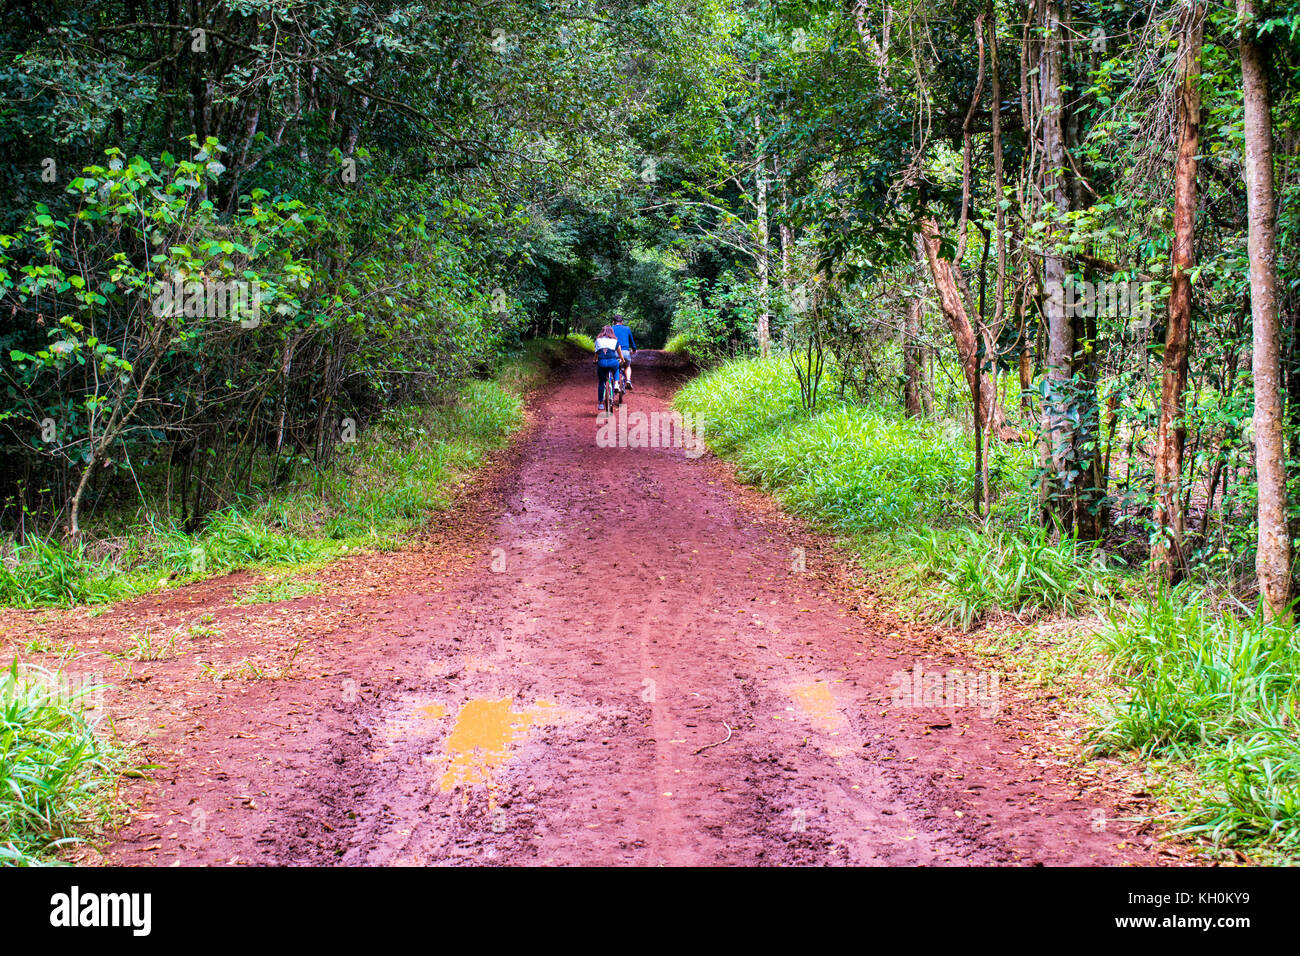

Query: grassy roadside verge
left=0, top=335, right=581, bottom=864
left=1, top=337, right=584, bottom=609
left=676, top=355, right=1300, bottom=864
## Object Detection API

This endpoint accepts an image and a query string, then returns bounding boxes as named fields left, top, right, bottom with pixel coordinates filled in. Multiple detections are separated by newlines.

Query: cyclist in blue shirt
left=611, top=314, right=638, bottom=390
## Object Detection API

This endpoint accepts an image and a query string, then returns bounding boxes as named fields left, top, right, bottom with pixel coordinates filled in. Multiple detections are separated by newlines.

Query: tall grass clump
left=663, top=331, right=711, bottom=361
left=897, top=524, right=1119, bottom=630
left=662, top=332, right=692, bottom=354
left=0, top=662, right=123, bottom=864
left=1091, top=589, right=1300, bottom=851
left=153, top=509, right=330, bottom=576
left=0, top=538, right=127, bottom=608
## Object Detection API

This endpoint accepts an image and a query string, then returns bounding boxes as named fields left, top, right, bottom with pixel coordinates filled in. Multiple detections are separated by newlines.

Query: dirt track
left=7, top=351, right=1165, bottom=866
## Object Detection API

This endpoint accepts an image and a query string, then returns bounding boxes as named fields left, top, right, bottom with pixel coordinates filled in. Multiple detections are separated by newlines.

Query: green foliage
left=0, top=338, right=561, bottom=607
left=898, top=525, right=1120, bottom=631
left=665, top=274, right=760, bottom=363
left=0, top=661, right=123, bottom=865
left=0, top=538, right=124, bottom=608
left=674, top=355, right=812, bottom=454
left=1092, top=589, right=1300, bottom=851
left=0, top=0, right=727, bottom=537
left=662, top=332, right=694, bottom=354
left=737, top=407, right=974, bottom=533
left=677, top=355, right=983, bottom=533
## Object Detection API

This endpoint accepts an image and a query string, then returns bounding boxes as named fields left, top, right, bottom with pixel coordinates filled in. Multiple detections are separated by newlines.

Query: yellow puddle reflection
left=439, top=697, right=565, bottom=793
left=789, top=681, right=846, bottom=733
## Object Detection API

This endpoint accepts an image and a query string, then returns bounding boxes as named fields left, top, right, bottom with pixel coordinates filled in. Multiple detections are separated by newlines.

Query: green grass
left=663, top=331, right=709, bottom=360
left=676, top=356, right=983, bottom=533
left=675, top=356, right=812, bottom=453
left=234, top=576, right=323, bottom=605
left=0, top=538, right=126, bottom=607
left=1091, top=588, right=1300, bottom=853
left=0, top=660, right=125, bottom=865
left=892, top=524, right=1121, bottom=630
left=735, top=407, right=976, bottom=534
left=0, top=337, right=578, bottom=609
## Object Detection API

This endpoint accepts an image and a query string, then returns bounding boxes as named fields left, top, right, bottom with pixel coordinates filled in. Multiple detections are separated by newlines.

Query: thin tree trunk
left=1153, top=2, right=1203, bottom=582
left=905, top=235, right=926, bottom=417
left=754, top=76, right=771, bottom=357
left=1238, top=0, right=1293, bottom=617
left=1015, top=277, right=1034, bottom=412
left=1039, top=0, right=1076, bottom=531
left=1040, top=0, right=1071, bottom=509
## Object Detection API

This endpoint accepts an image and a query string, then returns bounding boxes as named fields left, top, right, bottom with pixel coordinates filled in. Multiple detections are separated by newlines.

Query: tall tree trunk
left=1153, top=2, right=1203, bottom=582
left=1037, top=0, right=1092, bottom=535
left=986, top=9, right=1006, bottom=513
left=1238, top=0, right=1293, bottom=618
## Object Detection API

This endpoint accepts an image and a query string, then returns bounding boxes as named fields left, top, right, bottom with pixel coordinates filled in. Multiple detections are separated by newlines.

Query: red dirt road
left=7, top=351, right=1164, bottom=865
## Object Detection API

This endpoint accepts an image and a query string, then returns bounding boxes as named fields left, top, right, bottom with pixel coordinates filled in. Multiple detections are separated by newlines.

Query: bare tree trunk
left=67, top=452, right=97, bottom=541
left=271, top=337, right=296, bottom=482
left=919, top=219, right=1016, bottom=440
left=988, top=12, right=1007, bottom=342
left=1153, top=2, right=1203, bottom=582
left=779, top=223, right=793, bottom=301
left=985, top=8, right=1006, bottom=514
left=1016, top=279, right=1034, bottom=413
left=1239, top=0, right=1293, bottom=618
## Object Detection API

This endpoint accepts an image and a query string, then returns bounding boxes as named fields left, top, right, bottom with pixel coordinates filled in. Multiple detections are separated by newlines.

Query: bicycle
left=601, top=366, right=621, bottom=415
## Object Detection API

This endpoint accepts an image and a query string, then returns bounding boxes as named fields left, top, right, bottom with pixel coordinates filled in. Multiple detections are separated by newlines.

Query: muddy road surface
left=7, top=351, right=1160, bottom=866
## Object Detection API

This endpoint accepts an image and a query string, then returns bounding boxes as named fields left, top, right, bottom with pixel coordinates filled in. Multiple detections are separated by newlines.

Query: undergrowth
left=0, top=337, right=575, bottom=609
left=1091, top=589, right=1300, bottom=853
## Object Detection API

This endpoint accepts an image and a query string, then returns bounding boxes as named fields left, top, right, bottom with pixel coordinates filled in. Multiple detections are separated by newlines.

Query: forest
left=2, top=0, right=1299, bottom=869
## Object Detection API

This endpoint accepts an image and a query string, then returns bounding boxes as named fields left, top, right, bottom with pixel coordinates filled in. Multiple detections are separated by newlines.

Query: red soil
left=2, top=351, right=1170, bottom=866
